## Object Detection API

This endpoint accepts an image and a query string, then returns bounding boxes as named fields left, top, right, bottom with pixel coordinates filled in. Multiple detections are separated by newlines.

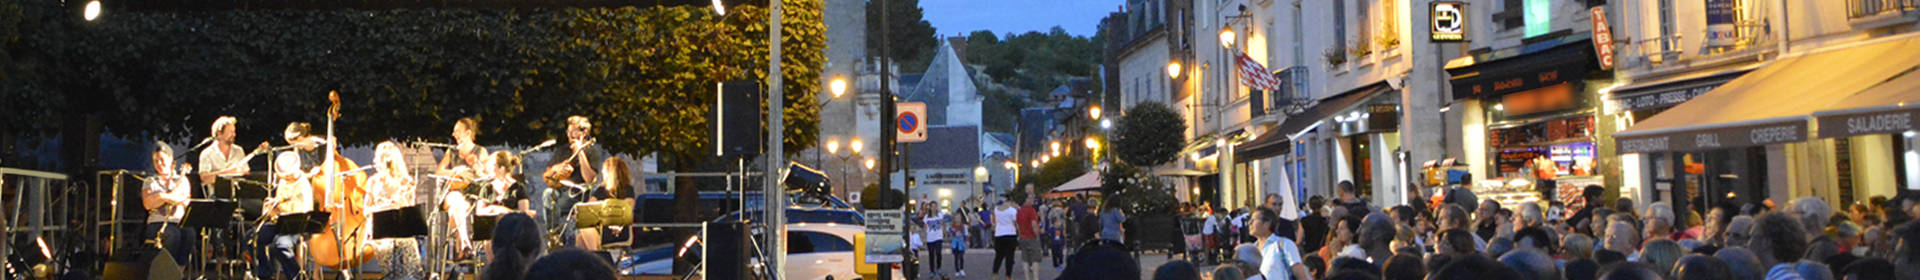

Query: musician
left=478, top=151, right=533, bottom=217
left=199, top=116, right=270, bottom=185
left=436, top=118, right=489, bottom=257
left=542, top=116, right=604, bottom=248
left=575, top=157, right=636, bottom=249
left=254, top=151, right=312, bottom=280
left=143, top=144, right=197, bottom=268
left=280, top=122, right=325, bottom=172
left=367, top=142, right=423, bottom=279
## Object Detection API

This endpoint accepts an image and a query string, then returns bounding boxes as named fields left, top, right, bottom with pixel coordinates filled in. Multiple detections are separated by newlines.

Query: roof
left=988, top=133, right=1017, bottom=150
left=1019, top=108, right=1055, bottom=156
left=907, top=125, right=981, bottom=169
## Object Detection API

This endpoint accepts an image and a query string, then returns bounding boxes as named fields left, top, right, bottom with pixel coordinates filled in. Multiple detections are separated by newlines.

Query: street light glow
left=711, top=0, right=726, bottom=15
left=864, top=157, right=876, bottom=170
left=1085, top=138, right=1100, bottom=150
left=1220, top=28, right=1236, bottom=49
left=83, top=0, right=102, bottom=21
left=1167, top=62, right=1182, bottom=78
left=1030, top=160, right=1040, bottom=168
left=1101, top=119, right=1112, bottom=130
left=1090, top=106, right=1102, bottom=120
left=829, top=77, right=847, bottom=98
left=1050, top=141, right=1061, bottom=154
left=850, top=138, right=864, bottom=155
left=825, top=139, right=840, bottom=155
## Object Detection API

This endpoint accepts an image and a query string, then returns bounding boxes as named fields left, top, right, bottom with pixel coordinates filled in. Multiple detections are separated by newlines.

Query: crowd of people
left=911, top=194, right=1130, bottom=279
left=1041, top=179, right=1920, bottom=280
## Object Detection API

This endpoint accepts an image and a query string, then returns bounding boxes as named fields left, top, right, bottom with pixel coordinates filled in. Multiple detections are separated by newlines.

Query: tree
left=1113, top=101, right=1185, bottom=167
left=1022, top=153, right=1087, bottom=194
left=864, top=0, right=937, bottom=73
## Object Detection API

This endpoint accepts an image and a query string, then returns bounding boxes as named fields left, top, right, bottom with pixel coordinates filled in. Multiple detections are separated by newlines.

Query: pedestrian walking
left=949, top=216, right=968, bottom=277
left=993, top=198, right=1019, bottom=279
left=923, top=207, right=947, bottom=277
left=1018, top=196, right=1044, bottom=280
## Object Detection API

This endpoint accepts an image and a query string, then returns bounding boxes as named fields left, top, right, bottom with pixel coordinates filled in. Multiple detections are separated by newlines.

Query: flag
left=1236, top=52, right=1280, bottom=91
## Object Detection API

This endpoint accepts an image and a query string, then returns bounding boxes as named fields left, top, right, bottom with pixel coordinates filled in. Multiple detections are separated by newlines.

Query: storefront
left=1238, top=82, right=1400, bottom=207
left=1445, top=37, right=1611, bottom=209
left=1615, top=35, right=1920, bottom=213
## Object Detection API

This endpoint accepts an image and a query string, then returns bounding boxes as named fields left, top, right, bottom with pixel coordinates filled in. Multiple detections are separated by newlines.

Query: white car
left=785, top=222, right=865, bottom=280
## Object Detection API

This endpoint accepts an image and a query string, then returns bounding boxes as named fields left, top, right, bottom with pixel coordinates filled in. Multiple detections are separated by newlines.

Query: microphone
left=535, top=139, right=559, bottom=150
left=413, top=141, right=456, bottom=149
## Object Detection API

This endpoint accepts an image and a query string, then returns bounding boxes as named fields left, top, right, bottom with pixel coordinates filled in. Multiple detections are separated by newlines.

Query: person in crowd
left=1436, top=205, right=1486, bottom=252
left=1891, top=221, right=1920, bottom=279
left=922, top=206, right=947, bottom=277
left=483, top=213, right=542, bottom=280
left=949, top=214, right=968, bottom=277
left=1201, top=204, right=1221, bottom=262
left=1359, top=212, right=1397, bottom=263
left=1048, top=200, right=1069, bottom=270
left=1807, top=232, right=1847, bottom=268
left=1336, top=181, right=1371, bottom=232
left=1475, top=200, right=1503, bottom=240
left=1515, top=203, right=1545, bottom=231
left=1213, top=264, right=1247, bottom=280
left=1790, top=261, right=1836, bottom=280
left=1639, top=239, right=1685, bottom=278
left=1559, top=233, right=1595, bottom=260
left=1562, top=259, right=1599, bottom=280
left=992, top=198, right=1019, bottom=279
left=1698, top=208, right=1730, bottom=254
left=1380, top=254, right=1425, bottom=280
left=1429, top=254, right=1521, bottom=280
left=1672, top=254, right=1733, bottom=280
left=1727, top=215, right=1757, bottom=248
left=1301, top=196, right=1331, bottom=254
left=1101, top=198, right=1127, bottom=242
left=1751, top=212, right=1811, bottom=269
left=1843, top=257, right=1896, bottom=280
left=1596, top=262, right=1664, bottom=280
left=1794, top=198, right=1835, bottom=240
left=1567, top=186, right=1606, bottom=235
left=1057, top=237, right=1140, bottom=280
left=1717, top=247, right=1766, bottom=280
left=1249, top=207, right=1310, bottom=280
left=525, top=248, right=618, bottom=280
left=1603, top=218, right=1641, bottom=258
left=1486, top=237, right=1514, bottom=259
left=1498, top=249, right=1559, bottom=280
left=1017, top=196, right=1044, bottom=280
left=1512, top=227, right=1556, bottom=254
left=1645, top=202, right=1677, bottom=241
left=1151, top=260, right=1201, bottom=280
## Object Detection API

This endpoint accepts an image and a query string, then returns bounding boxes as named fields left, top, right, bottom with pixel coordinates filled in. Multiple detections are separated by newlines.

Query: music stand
left=373, top=206, right=430, bottom=239
left=274, top=212, right=331, bottom=235
left=471, top=215, right=500, bottom=241
left=182, top=200, right=238, bottom=229
left=572, top=199, right=633, bottom=229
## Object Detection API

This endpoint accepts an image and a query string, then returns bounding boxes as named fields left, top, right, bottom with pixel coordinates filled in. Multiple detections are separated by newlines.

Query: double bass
left=308, top=91, right=379, bottom=269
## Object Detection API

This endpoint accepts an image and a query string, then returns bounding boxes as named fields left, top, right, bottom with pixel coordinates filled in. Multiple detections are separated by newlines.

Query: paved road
left=904, top=245, right=1190, bottom=280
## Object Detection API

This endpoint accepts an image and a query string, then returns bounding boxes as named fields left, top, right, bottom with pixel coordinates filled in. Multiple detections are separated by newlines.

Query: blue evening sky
left=917, top=0, right=1126, bottom=37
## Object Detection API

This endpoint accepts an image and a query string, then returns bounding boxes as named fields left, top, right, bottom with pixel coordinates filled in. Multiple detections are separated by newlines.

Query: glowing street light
left=1090, top=106, right=1103, bottom=120
left=1085, top=138, right=1101, bottom=150
left=1101, top=119, right=1113, bottom=130
left=1003, top=161, right=1018, bottom=170
left=864, top=157, right=876, bottom=170
left=849, top=138, right=864, bottom=155
left=1167, top=62, right=1182, bottom=78
left=1050, top=141, right=1061, bottom=154
left=1030, top=160, right=1040, bottom=168
left=1220, top=27, right=1236, bottom=49
left=711, top=0, right=727, bottom=15
left=829, top=77, right=848, bottom=98
left=83, top=0, right=102, bottom=21
left=825, top=139, right=840, bottom=155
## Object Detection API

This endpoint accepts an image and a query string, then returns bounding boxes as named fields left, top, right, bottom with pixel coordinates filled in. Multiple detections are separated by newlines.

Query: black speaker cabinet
left=715, top=80, right=764, bottom=159
left=103, top=248, right=180, bottom=280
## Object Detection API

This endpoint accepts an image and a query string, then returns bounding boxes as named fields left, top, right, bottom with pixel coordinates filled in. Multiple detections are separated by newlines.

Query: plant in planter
left=1377, top=25, right=1401, bottom=51
left=1325, top=47, right=1348, bottom=68
left=1349, top=40, right=1374, bottom=58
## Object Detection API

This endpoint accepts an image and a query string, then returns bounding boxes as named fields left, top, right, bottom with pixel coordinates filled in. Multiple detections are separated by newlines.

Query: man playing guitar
left=143, top=144, right=196, bottom=268
left=542, top=115, right=604, bottom=248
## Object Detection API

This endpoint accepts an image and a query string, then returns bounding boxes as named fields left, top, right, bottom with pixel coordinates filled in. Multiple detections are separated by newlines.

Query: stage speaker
left=714, top=80, right=764, bottom=159
left=703, top=221, right=748, bottom=280
left=103, top=248, right=180, bottom=280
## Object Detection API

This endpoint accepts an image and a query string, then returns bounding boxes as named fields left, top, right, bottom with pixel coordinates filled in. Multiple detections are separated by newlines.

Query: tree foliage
left=961, top=27, right=1102, bottom=133
left=1112, top=101, right=1185, bottom=167
left=0, top=0, right=825, bottom=160
left=1022, top=152, right=1086, bottom=194
left=864, top=0, right=937, bottom=73
left=1101, top=161, right=1176, bottom=215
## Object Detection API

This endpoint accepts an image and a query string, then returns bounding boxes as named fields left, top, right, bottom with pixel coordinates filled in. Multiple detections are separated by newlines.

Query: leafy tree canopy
left=864, top=0, right=936, bottom=73
left=1112, top=101, right=1185, bottom=167
left=961, top=26, right=1102, bottom=134
left=0, top=0, right=825, bottom=161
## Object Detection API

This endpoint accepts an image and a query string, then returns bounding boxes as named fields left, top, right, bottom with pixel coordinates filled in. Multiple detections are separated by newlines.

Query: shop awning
left=1050, top=172, right=1102, bottom=193
left=1447, top=38, right=1596, bottom=101
left=1615, top=36, right=1920, bottom=153
left=1609, top=66, right=1757, bottom=112
left=1812, top=70, right=1920, bottom=139
left=1151, top=167, right=1212, bottom=177
left=1233, top=82, right=1394, bottom=163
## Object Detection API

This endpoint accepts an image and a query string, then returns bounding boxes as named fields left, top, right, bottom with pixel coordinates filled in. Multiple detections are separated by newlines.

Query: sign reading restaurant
left=1616, top=121, right=1808, bottom=154
left=1432, top=1, right=1466, bottom=42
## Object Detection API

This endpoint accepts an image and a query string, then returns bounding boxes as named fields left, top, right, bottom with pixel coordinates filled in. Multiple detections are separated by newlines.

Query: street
left=906, top=246, right=1187, bottom=280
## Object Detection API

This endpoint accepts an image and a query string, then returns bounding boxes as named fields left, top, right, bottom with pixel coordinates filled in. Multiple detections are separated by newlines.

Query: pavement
left=904, top=245, right=1200, bottom=280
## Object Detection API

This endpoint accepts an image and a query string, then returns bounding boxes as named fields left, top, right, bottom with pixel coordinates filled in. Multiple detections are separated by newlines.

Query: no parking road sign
left=897, top=102, right=926, bottom=143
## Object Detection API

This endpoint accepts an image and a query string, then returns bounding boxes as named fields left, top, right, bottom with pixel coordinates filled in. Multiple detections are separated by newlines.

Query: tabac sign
left=1432, top=1, right=1466, bottom=42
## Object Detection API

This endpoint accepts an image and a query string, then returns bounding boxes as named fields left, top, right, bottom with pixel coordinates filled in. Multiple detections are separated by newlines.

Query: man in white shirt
left=198, top=116, right=266, bottom=185
left=1250, top=208, right=1310, bottom=280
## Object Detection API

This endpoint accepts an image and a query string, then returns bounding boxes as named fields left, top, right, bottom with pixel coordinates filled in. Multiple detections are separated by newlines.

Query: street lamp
left=1050, top=140, right=1061, bottom=155
left=829, top=76, right=848, bottom=98
left=1220, top=27, right=1236, bottom=49
left=1085, top=138, right=1101, bottom=150
left=1167, top=62, right=1182, bottom=79
left=864, top=157, right=876, bottom=170
left=825, top=139, right=840, bottom=155
left=83, top=0, right=102, bottom=21
left=711, top=0, right=727, bottom=15
left=850, top=138, right=864, bottom=155
left=1030, top=160, right=1040, bottom=168
left=1101, top=119, right=1113, bottom=130
left=1090, top=106, right=1103, bottom=120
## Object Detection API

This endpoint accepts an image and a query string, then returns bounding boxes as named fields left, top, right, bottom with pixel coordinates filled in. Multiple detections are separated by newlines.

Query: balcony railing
left=1633, top=33, right=1685, bottom=66
left=1850, top=0, right=1918, bottom=20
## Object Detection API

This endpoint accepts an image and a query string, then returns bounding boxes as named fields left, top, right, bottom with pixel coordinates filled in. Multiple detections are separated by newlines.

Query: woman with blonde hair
left=367, top=141, right=423, bottom=279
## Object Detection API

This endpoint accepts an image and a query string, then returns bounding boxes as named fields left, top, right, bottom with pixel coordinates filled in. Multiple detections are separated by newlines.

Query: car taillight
left=889, top=263, right=901, bottom=270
